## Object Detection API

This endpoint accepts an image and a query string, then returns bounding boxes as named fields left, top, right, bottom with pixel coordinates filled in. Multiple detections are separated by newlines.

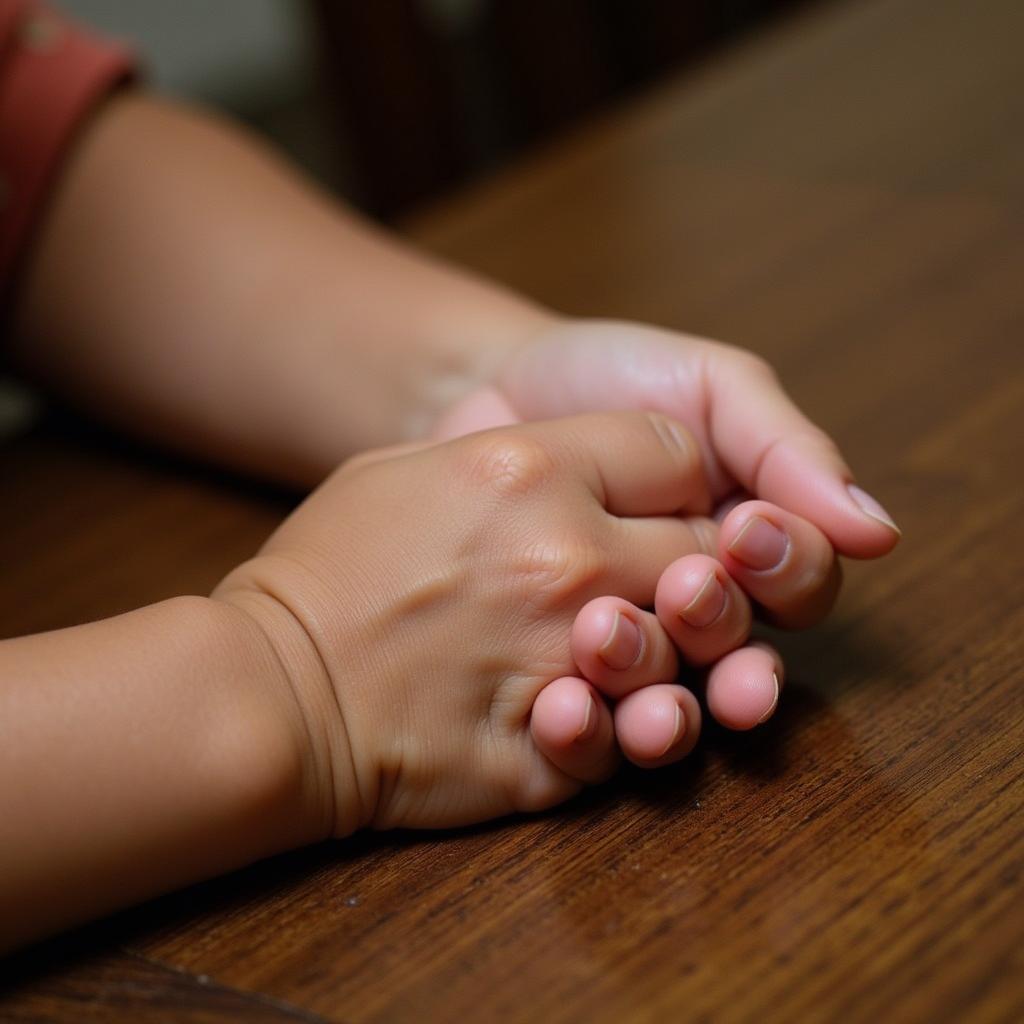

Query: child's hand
left=434, top=318, right=900, bottom=558
left=215, top=412, right=717, bottom=835
left=559, top=485, right=849, bottom=752
left=434, top=319, right=899, bottom=732
left=559, top=554, right=788, bottom=766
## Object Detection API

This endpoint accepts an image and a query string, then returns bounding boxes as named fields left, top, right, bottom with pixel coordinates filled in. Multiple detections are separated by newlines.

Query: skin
left=0, top=598, right=318, bottom=951
left=435, top=323, right=899, bottom=759
left=9, top=94, right=550, bottom=483
left=0, top=92, right=901, bottom=949
left=2, top=412, right=720, bottom=948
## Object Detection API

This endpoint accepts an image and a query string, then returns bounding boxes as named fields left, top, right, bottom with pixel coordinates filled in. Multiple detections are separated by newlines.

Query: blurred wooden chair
left=310, top=0, right=810, bottom=219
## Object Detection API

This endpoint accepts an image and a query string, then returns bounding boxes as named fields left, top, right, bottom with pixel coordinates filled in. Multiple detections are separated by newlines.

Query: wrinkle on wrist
left=212, top=568, right=368, bottom=840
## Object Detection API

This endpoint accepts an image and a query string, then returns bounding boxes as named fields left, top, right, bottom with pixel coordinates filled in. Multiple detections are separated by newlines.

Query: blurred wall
left=58, top=0, right=312, bottom=108
left=56, top=0, right=345, bottom=188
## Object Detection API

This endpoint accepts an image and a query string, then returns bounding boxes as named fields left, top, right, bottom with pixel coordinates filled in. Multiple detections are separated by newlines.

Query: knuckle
left=730, top=347, right=777, bottom=380
left=514, top=535, right=606, bottom=612
left=456, top=433, right=557, bottom=498
left=771, top=429, right=846, bottom=477
left=644, top=411, right=700, bottom=475
left=812, top=430, right=845, bottom=462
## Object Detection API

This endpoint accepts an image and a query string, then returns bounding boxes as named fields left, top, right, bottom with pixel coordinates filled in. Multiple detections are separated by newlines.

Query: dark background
left=61, top=0, right=822, bottom=219
left=309, top=0, right=817, bottom=218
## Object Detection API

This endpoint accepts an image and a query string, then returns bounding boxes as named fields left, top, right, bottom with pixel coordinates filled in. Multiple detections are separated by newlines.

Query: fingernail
left=657, top=703, right=685, bottom=757
left=847, top=484, right=901, bottom=535
left=728, top=516, right=788, bottom=571
left=576, top=696, right=597, bottom=741
left=680, top=571, right=726, bottom=628
left=757, top=673, right=780, bottom=725
left=598, top=610, right=642, bottom=671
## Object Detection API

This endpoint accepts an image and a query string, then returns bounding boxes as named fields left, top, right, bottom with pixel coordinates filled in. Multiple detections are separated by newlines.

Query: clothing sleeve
left=0, top=0, right=135, bottom=287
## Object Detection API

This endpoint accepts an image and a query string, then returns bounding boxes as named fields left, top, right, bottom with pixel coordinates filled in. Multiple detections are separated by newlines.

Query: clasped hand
left=216, top=321, right=900, bottom=837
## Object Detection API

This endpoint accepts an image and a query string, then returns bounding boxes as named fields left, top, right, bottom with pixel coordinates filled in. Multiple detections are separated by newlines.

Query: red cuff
left=0, top=0, right=135, bottom=285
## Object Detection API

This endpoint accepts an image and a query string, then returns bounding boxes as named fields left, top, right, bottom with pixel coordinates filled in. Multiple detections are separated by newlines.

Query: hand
left=554, top=491, right=850, bottom=756
left=215, top=412, right=719, bottom=835
left=434, top=318, right=901, bottom=559
left=433, top=318, right=900, bottom=741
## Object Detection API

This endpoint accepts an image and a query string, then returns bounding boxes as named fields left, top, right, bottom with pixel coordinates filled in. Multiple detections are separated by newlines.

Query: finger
left=653, top=554, right=753, bottom=666
left=713, top=491, right=749, bottom=522
left=530, top=676, right=619, bottom=785
left=494, top=326, right=899, bottom=556
left=431, top=385, right=522, bottom=441
left=610, top=514, right=719, bottom=606
left=718, top=500, right=842, bottom=629
left=703, top=349, right=901, bottom=558
left=613, top=684, right=702, bottom=768
left=536, top=411, right=712, bottom=516
left=571, top=598, right=678, bottom=699
left=705, top=641, right=784, bottom=730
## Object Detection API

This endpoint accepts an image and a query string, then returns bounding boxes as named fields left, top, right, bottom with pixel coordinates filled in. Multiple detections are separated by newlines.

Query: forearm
left=0, top=595, right=324, bottom=951
left=9, top=92, right=554, bottom=484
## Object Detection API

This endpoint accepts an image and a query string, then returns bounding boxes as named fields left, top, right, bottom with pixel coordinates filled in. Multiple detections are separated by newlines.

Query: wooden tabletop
left=3, top=0, right=1022, bottom=1019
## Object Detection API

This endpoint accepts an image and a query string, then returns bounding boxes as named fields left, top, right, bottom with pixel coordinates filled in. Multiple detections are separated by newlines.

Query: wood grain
left=2, top=0, right=1022, bottom=1020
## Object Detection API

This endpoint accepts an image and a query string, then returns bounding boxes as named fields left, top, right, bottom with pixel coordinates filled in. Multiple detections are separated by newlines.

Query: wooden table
left=2, top=0, right=1022, bottom=1019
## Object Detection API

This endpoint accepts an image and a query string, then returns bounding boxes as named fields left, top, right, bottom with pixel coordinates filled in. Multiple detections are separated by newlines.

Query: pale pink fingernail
left=847, top=484, right=901, bottom=535
left=598, top=610, right=642, bottom=671
left=679, top=571, right=726, bottom=628
left=576, top=696, right=598, bottom=741
left=757, top=673, right=780, bottom=725
left=657, top=703, right=685, bottom=757
left=728, top=516, right=788, bottom=571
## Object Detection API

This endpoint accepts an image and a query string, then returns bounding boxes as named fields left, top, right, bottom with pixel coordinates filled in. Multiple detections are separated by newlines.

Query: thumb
left=431, top=385, right=522, bottom=440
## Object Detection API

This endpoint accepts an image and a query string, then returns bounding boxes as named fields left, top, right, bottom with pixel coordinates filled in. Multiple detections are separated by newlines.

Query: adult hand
left=433, top=319, right=900, bottom=739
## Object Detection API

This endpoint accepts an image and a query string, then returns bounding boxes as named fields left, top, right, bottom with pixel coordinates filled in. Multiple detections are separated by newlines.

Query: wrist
left=398, top=294, right=561, bottom=444
left=262, top=224, right=563, bottom=473
left=0, top=595, right=342, bottom=946
left=176, top=596, right=333, bottom=852
left=211, top=574, right=368, bottom=840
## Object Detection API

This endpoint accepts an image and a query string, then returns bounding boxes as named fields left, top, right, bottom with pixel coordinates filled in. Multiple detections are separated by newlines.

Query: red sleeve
left=0, top=0, right=135, bottom=286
